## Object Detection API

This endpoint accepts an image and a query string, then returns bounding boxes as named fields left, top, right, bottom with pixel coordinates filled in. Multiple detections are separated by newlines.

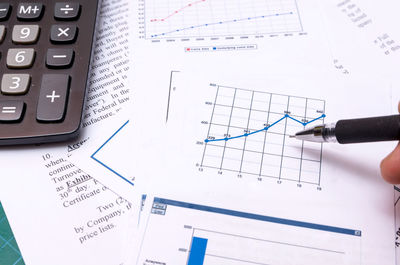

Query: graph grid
left=143, top=0, right=303, bottom=39
left=200, top=85, right=326, bottom=185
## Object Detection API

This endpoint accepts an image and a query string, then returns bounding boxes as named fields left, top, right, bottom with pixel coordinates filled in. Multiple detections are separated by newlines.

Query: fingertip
left=381, top=143, right=400, bottom=184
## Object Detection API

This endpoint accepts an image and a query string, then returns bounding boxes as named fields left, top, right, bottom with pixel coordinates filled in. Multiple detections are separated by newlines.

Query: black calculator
left=0, top=0, right=100, bottom=145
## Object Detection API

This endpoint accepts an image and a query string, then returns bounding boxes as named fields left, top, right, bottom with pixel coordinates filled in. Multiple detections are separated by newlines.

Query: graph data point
left=264, top=127, right=269, bottom=131
left=285, top=114, right=289, bottom=117
left=224, top=138, right=229, bottom=141
left=322, top=114, right=326, bottom=118
left=204, top=139, right=209, bottom=143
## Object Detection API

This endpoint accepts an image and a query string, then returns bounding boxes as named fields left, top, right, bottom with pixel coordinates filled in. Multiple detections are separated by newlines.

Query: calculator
left=0, top=0, right=100, bottom=145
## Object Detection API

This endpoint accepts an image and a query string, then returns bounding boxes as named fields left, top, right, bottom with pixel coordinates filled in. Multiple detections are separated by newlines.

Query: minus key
left=46, top=49, right=75, bottom=68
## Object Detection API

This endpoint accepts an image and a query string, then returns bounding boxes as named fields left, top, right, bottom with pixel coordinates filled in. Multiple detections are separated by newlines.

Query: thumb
left=381, top=143, right=400, bottom=184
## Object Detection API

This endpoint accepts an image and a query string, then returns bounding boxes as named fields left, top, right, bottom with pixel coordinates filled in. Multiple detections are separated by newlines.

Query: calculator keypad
left=0, top=4, right=11, bottom=21
left=17, top=3, right=44, bottom=21
left=1, top=74, right=30, bottom=95
left=12, top=25, right=40, bottom=44
left=54, top=3, right=80, bottom=20
left=0, top=25, right=5, bottom=43
left=37, top=74, right=70, bottom=122
left=7, top=48, right=35, bottom=68
left=46, top=48, right=74, bottom=68
left=0, top=101, right=24, bottom=122
left=50, top=25, right=77, bottom=43
left=0, top=0, right=100, bottom=145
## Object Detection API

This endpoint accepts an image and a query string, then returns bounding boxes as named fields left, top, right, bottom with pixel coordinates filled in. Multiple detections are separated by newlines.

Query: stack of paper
left=1, top=0, right=400, bottom=264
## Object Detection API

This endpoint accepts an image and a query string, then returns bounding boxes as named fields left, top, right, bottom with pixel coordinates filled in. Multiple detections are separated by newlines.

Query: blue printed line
left=91, top=120, right=134, bottom=187
left=151, top=12, right=294, bottom=38
left=205, top=114, right=326, bottom=143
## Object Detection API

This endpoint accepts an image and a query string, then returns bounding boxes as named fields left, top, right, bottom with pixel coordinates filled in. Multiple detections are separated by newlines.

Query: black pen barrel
left=335, top=115, right=400, bottom=144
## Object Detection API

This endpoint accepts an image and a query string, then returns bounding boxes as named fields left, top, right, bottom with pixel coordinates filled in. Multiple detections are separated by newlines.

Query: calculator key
left=7, top=49, right=35, bottom=69
left=12, top=25, right=40, bottom=44
left=55, top=3, right=80, bottom=20
left=17, top=3, right=43, bottom=21
left=50, top=25, right=77, bottom=43
left=0, top=3, right=11, bottom=21
left=37, top=74, right=70, bottom=122
left=0, top=25, right=5, bottom=44
left=46, top=49, right=74, bottom=68
left=0, top=101, right=25, bottom=122
left=1, top=74, right=30, bottom=95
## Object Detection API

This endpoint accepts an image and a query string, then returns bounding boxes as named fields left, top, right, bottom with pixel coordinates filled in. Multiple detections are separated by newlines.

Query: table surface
left=0, top=202, right=25, bottom=265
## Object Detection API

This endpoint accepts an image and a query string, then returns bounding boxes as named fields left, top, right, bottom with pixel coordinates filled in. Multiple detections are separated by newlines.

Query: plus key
left=37, top=75, right=70, bottom=122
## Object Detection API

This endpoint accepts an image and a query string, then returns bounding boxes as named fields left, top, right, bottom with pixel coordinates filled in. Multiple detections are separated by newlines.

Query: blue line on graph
left=150, top=12, right=294, bottom=38
left=91, top=120, right=134, bottom=187
left=204, top=114, right=326, bottom=143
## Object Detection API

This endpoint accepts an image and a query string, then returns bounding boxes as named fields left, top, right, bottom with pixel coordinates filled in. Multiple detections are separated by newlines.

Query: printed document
left=0, top=0, right=138, bottom=264
left=123, top=0, right=400, bottom=263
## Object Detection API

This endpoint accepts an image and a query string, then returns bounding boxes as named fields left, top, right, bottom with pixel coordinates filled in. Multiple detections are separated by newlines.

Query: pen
left=292, top=115, right=400, bottom=144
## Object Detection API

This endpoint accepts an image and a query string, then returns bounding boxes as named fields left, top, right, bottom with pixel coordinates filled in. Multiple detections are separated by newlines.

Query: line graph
left=150, top=0, right=207, bottom=22
left=200, top=85, right=326, bottom=185
left=205, top=113, right=325, bottom=143
left=143, top=0, right=303, bottom=39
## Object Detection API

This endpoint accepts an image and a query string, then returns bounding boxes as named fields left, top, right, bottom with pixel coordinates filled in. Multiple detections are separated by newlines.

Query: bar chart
left=136, top=197, right=362, bottom=265
left=187, top=237, right=208, bottom=265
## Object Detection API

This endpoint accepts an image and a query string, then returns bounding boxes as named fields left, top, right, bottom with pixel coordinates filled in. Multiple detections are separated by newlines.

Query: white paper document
left=134, top=195, right=363, bottom=265
left=118, top=1, right=400, bottom=264
left=0, top=0, right=138, bottom=264
left=1, top=0, right=399, bottom=264
left=127, top=71, right=395, bottom=264
left=0, top=151, right=136, bottom=265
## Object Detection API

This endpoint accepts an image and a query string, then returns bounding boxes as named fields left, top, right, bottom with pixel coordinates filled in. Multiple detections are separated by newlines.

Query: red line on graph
left=150, top=0, right=207, bottom=22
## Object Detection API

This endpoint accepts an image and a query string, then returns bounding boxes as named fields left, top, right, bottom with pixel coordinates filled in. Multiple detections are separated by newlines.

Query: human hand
left=380, top=102, right=400, bottom=184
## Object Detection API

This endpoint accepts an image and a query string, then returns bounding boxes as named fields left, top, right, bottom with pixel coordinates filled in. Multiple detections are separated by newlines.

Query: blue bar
left=154, top=198, right=361, bottom=237
left=188, top=237, right=208, bottom=265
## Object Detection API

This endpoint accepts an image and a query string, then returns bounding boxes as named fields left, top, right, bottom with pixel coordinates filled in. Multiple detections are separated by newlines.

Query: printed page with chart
left=122, top=0, right=400, bottom=264
left=127, top=71, right=395, bottom=265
